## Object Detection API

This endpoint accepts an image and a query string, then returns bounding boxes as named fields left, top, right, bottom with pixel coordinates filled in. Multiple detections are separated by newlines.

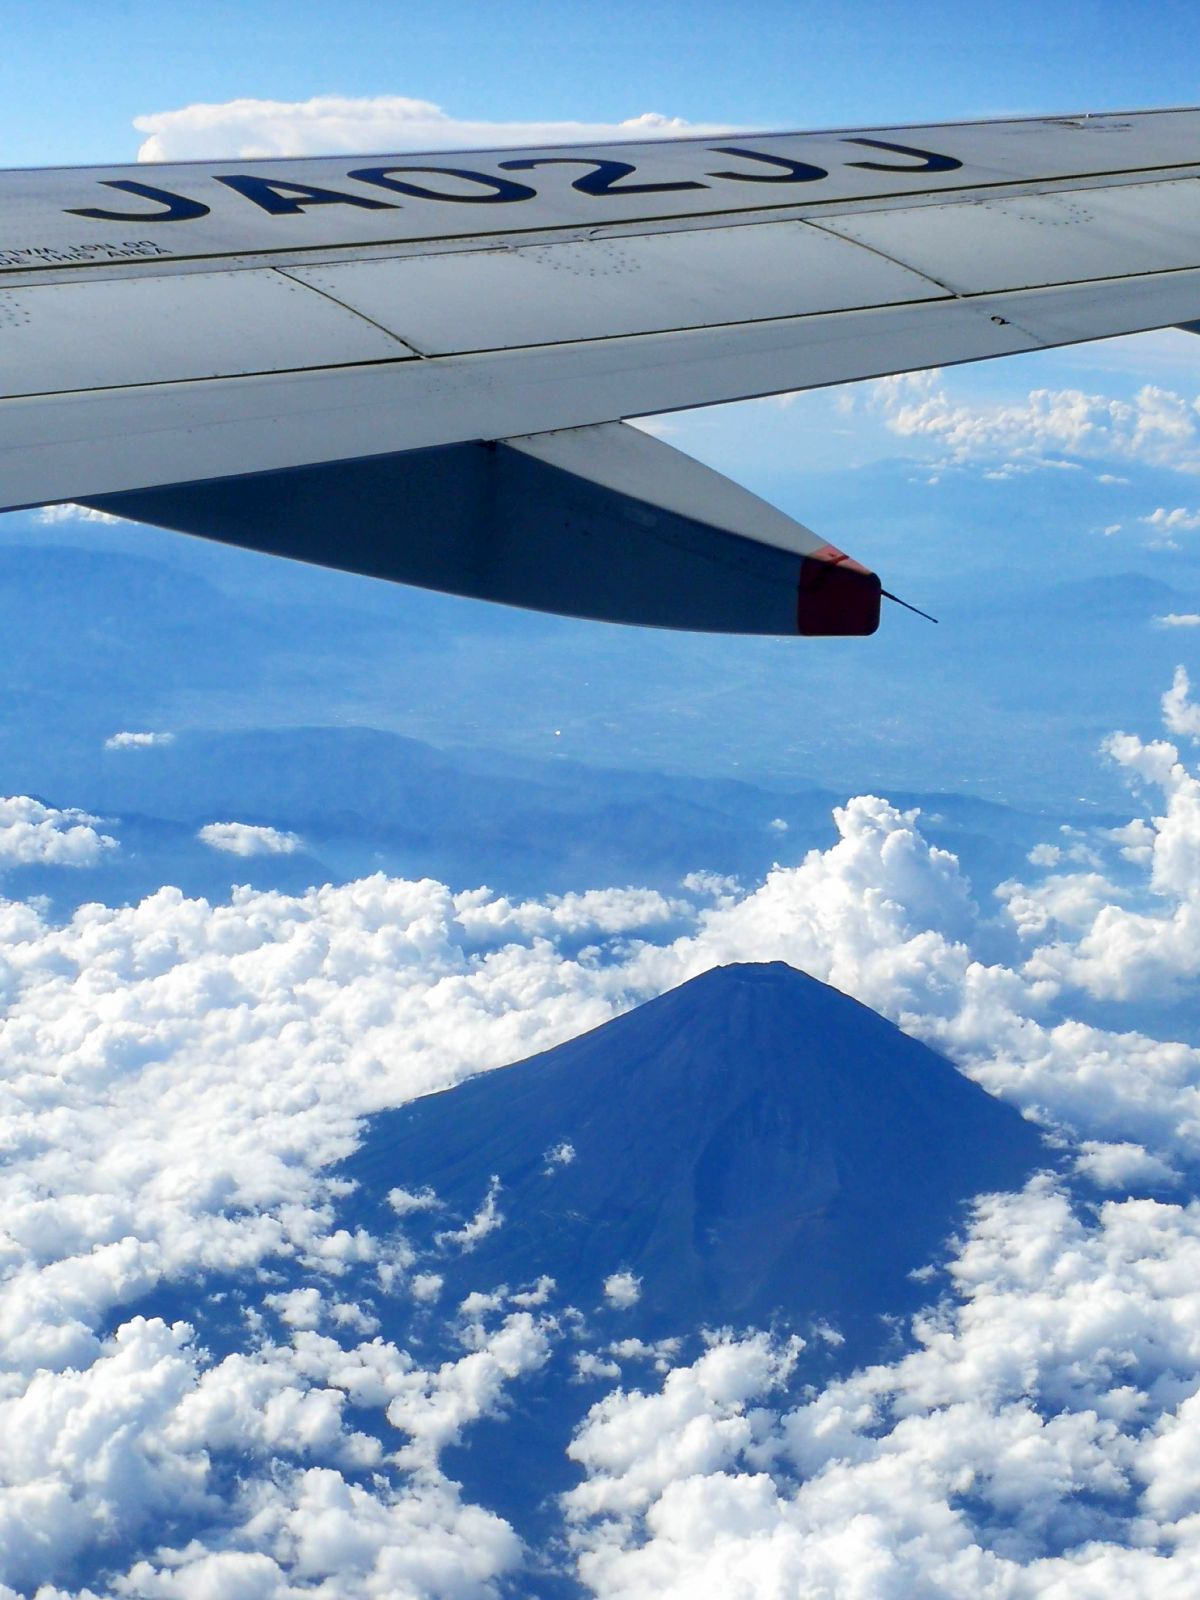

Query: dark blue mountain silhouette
left=338, top=961, right=1048, bottom=1580
left=348, top=961, right=1046, bottom=1348
left=119, top=962, right=1049, bottom=1598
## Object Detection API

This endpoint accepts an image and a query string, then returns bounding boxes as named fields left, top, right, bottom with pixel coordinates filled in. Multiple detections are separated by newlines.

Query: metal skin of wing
left=5, top=107, right=1200, bottom=634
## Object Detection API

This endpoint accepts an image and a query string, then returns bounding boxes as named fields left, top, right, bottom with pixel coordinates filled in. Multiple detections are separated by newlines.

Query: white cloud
left=388, top=1185, right=440, bottom=1217
left=1027, top=842, right=1063, bottom=866
left=0, top=1292, right=546, bottom=1596
left=1141, top=506, right=1200, bottom=538
left=608, top=1337, right=681, bottom=1373
left=1019, top=715, right=1200, bottom=1003
left=132, top=94, right=727, bottom=163
left=265, top=1286, right=323, bottom=1329
left=1073, top=1140, right=1181, bottom=1190
left=563, top=1181, right=1200, bottom=1598
left=37, top=503, right=122, bottom=526
left=995, top=868, right=1123, bottom=940
left=567, top=1331, right=802, bottom=1524
left=863, top=368, right=1200, bottom=476
left=385, top=1306, right=554, bottom=1470
left=575, top=1352, right=622, bottom=1384
left=602, top=1272, right=642, bottom=1310
left=452, top=883, right=683, bottom=941
left=680, top=870, right=741, bottom=904
left=105, top=730, right=175, bottom=750
left=436, top=1178, right=505, bottom=1255
left=128, top=1463, right=523, bottom=1599
left=511, top=1277, right=555, bottom=1309
left=0, top=795, right=116, bottom=867
left=1155, top=613, right=1200, bottom=628
left=197, top=821, right=303, bottom=857
left=1162, top=664, right=1200, bottom=740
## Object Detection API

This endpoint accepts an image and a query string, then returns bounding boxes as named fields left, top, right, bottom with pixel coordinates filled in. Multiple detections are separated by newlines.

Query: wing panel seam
left=267, top=266, right=424, bottom=356
left=8, top=253, right=1199, bottom=405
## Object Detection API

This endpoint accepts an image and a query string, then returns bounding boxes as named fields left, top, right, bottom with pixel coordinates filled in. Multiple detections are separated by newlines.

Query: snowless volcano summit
left=348, top=962, right=1047, bottom=1350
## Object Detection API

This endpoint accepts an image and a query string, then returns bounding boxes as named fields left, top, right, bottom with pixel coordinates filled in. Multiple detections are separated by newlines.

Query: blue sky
left=6, top=0, right=1200, bottom=169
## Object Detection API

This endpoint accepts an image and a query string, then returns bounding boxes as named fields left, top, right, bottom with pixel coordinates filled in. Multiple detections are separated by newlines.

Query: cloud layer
left=132, top=95, right=726, bottom=163
left=0, top=796, right=116, bottom=867
left=105, top=731, right=175, bottom=751
left=198, top=821, right=304, bottom=856
left=864, top=367, right=1200, bottom=481
left=1, top=682, right=1200, bottom=1592
left=565, top=1182, right=1200, bottom=1598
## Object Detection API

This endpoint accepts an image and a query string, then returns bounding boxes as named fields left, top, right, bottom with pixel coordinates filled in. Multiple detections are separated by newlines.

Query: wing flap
left=13, top=256, right=1200, bottom=515
left=0, top=267, right=415, bottom=400
left=283, top=220, right=946, bottom=356
left=816, top=176, right=1200, bottom=296
left=0, top=295, right=1039, bottom=512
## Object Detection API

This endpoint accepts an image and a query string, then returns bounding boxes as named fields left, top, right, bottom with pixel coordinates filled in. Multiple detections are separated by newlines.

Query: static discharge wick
left=882, top=590, right=939, bottom=624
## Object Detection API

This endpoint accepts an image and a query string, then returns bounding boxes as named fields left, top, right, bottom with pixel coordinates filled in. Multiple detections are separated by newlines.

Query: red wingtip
left=797, top=545, right=881, bottom=636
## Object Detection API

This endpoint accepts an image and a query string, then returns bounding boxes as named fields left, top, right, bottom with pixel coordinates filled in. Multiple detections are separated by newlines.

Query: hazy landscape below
left=4, top=448, right=1195, bottom=819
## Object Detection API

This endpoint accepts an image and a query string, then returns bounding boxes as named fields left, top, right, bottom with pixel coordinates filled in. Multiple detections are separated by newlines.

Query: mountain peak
left=346, top=962, right=1046, bottom=1346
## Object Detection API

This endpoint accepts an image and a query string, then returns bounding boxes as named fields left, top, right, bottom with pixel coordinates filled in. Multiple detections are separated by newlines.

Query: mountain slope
left=347, top=962, right=1047, bottom=1351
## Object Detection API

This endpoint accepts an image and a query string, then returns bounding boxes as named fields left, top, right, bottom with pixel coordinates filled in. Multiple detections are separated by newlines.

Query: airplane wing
left=4, top=107, right=1200, bottom=635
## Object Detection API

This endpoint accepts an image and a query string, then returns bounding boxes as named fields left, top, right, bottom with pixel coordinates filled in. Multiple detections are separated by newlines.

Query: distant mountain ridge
left=1, top=505, right=1191, bottom=816
left=1, top=710, right=1087, bottom=921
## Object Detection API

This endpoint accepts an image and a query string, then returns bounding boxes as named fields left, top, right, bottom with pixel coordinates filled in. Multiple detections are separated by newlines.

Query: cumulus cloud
left=567, top=1331, right=802, bottom=1527
left=197, top=821, right=304, bottom=856
left=1073, top=1139, right=1181, bottom=1190
left=105, top=730, right=175, bottom=750
left=0, top=795, right=116, bottom=867
left=1155, top=613, right=1200, bottom=628
left=453, top=883, right=683, bottom=939
left=37, top=503, right=122, bottom=526
left=1162, top=664, right=1200, bottom=740
left=563, top=1182, right=1200, bottom=1598
left=0, top=1284, right=549, bottom=1595
left=389, top=1185, right=441, bottom=1217
left=544, top=1141, right=577, bottom=1173
left=602, top=1272, right=642, bottom=1310
left=679, top=870, right=741, bottom=904
left=436, top=1177, right=505, bottom=1254
left=126, top=1462, right=523, bottom=1600
left=862, top=367, right=1200, bottom=477
left=1141, top=506, right=1200, bottom=542
left=1018, top=711, right=1200, bottom=1003
left=132, top=94, right=727, bottom=162
left=1, top=680, right=1200, bottom=1591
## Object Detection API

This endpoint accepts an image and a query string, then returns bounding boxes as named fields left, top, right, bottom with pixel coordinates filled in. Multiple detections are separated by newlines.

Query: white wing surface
left=4, top=109, right=1200, bottom=634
